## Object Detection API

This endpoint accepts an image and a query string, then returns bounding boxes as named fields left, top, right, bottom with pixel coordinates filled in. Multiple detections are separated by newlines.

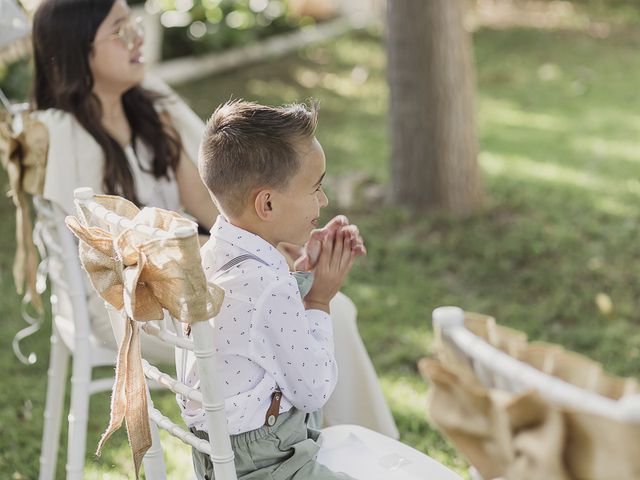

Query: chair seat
left=317, top=424, right=462, bottom=480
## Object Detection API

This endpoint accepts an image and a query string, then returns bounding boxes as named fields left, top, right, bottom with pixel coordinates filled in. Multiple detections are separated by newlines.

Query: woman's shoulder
left=31, top=108, right=83, bottom=136
left=31, top=107, right=74, bottom=123
left=141, top=75, right=182, bottom=115
left=32, top=108, right=104, bottom=214
left=142, top=75, right=174, bottom=98
left=31, top=108, right=97, bottom=153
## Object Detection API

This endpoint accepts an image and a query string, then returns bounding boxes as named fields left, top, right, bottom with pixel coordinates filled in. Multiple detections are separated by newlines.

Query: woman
left=31, top=0, right=398, bottom=439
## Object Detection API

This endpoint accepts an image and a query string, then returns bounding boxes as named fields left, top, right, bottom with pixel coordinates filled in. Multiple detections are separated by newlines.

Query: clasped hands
left=280, top=216, right=366, bottom=313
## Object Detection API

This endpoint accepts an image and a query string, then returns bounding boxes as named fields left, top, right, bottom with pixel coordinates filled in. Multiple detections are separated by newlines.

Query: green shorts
left=190, top=408, right=353, bottom=480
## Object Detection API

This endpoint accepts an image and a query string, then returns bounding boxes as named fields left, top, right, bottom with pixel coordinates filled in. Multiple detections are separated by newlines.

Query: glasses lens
left=132, top=17, right=144, bottom=38
left=119, top=17, right=144, bottom=50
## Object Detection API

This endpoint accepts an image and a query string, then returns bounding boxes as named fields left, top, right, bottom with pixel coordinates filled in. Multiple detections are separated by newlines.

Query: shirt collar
left=210, top=215, right=290, bottom=274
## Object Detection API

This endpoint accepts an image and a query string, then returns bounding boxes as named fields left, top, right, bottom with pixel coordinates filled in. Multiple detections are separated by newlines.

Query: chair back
left=421, top=306, right=640, bottom=480
left=35, top=198, right=118, bottom=361
left=71, top=187, right=237, bottom=480
left=26, top=197, right=118, bottom=480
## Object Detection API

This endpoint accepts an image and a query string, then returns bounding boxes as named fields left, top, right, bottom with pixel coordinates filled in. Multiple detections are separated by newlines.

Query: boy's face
left=270, top=137, right=328, bottom=246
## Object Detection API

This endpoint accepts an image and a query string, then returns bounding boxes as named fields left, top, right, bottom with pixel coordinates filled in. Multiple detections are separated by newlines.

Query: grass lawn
left=3, top=4, right=640, bottom=478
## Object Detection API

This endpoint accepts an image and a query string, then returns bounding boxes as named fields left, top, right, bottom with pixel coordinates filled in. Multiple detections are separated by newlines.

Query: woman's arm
left=175, top=152, right=218, bottom=230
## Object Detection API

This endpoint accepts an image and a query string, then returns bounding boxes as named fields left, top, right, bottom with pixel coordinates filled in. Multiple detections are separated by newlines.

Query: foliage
left=157, top=0, right=317, bottom=60
left=0, top=58, right=31, bottom=103
left=570, top=0, right=640, bottom=23
left=4, top=2, right=640, bottom=478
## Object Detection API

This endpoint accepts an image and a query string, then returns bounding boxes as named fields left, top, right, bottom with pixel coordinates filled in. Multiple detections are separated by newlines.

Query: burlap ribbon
left=420, top=313, right=640, bottom=480
left=0, top=111, right=48, bottom=312
left=65, top=194, right=224, bottom=478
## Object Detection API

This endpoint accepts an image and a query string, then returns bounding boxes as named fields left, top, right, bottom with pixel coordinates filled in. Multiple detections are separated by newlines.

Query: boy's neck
left=225, top=213, right=281, bottom=249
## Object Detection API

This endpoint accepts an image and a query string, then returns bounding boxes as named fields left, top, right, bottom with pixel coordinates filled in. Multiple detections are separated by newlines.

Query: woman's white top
left=33, top=75, right=205, bottom=214
left=124, top=141, right=180, bottom=210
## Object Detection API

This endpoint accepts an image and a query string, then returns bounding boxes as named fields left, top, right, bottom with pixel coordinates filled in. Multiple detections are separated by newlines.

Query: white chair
left=432, top=306, right=640, bottom=424
left=73, top=187, right=463, bottom=480
left=427, top=306, right=640, bottom=480
left=30, top=197, right=178, bottom=479
left=2, top=110, right=159, bottom=479
left=2, top=108, right=120, bottom=479
left=72, top=187, right=236, bottom=480
left=32, top=198, right=117, bottom=480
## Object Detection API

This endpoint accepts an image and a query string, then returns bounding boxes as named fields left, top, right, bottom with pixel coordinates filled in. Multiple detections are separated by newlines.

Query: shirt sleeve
left=249, top=276, right=337, bottom=413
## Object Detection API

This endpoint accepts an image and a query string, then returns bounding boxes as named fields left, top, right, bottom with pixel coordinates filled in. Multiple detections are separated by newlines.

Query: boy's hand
left=277, top=216, right=347, bottom=269
left=295, top=215, right=366, bottom=271
left=304, top=228, right=357, bottom=313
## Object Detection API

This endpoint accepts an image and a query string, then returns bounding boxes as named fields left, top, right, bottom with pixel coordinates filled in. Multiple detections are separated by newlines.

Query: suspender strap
left=184, top=253, right=269, bottom=338
left=182, top=253, right=284, bottom=424
left=264, top=391, right=282, bottom=426
left=181, top=253, right=266, bottom=405
left=217, top=253, right=269, bottom=272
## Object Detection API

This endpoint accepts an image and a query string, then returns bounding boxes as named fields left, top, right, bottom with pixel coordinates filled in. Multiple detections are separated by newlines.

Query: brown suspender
left=264, top=391, right=282, bottom=426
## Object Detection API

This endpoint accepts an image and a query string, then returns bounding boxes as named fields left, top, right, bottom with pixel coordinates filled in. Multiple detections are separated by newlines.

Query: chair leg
left=39, top=325, right=71, bottom=480
left=142, top=393, right=167, bottom=480
left=65, top=339, right=92, bottom=480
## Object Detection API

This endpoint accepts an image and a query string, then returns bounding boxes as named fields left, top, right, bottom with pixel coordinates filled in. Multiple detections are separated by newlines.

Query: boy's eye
left=315, top=184, right=323, bottom=192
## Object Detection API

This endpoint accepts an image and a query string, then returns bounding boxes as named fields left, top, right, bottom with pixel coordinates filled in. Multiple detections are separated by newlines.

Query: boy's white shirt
left=180, top=215, right=338, bottom=434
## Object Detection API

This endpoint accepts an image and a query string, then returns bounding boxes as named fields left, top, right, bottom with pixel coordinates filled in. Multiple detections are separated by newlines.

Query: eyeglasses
left=94, top=16, right=144, bottom=51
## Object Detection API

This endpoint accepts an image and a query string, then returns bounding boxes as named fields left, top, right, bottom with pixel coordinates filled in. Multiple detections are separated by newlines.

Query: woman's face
left=89, top=0, right=144, bottom=94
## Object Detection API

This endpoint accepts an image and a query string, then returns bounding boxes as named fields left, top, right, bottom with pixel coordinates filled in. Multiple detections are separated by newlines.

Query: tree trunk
left=387, top=0, right=483, bottom=215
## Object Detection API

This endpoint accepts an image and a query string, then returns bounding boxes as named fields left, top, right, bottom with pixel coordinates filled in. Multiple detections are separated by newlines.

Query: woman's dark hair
left=32, top=0, right=181, bottom=205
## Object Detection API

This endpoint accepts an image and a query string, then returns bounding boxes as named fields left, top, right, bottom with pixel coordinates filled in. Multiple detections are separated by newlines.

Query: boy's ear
left=254, top=189, right=274, bottom=221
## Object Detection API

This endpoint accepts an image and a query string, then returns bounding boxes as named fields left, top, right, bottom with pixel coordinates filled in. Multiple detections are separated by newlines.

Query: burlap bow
left=65, top=194, right=224, bottom=478
left=420, top=313, right=640, bottom=480
left=0, top=111, right=48, bottom=312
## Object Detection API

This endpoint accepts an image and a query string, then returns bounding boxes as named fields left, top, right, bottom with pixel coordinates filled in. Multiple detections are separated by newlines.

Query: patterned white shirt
left=179, top=215, right=337, bottom=434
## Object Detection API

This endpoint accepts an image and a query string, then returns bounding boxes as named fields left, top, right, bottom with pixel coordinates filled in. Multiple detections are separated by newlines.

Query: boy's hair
left=199, top=99, right=319, bottom=217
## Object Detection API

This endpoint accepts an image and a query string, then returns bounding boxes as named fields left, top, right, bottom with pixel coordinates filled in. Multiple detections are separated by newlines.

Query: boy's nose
left=319, top=190, right=329, bottom=208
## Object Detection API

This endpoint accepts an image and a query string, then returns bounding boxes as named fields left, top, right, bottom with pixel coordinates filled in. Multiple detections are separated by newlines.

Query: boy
left=180, top=100, right=361, bottom=479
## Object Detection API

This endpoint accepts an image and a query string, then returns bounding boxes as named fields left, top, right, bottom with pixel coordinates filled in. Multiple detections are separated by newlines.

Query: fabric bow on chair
left=420, top=313, right=640, bottom=480
left=66, top=194, right=224, bottom=478
left=0, top=111, right=48, bottom=312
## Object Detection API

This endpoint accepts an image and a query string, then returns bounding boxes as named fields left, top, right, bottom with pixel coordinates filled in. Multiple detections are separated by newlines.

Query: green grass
left=4, top=7, right=640, bottom=479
